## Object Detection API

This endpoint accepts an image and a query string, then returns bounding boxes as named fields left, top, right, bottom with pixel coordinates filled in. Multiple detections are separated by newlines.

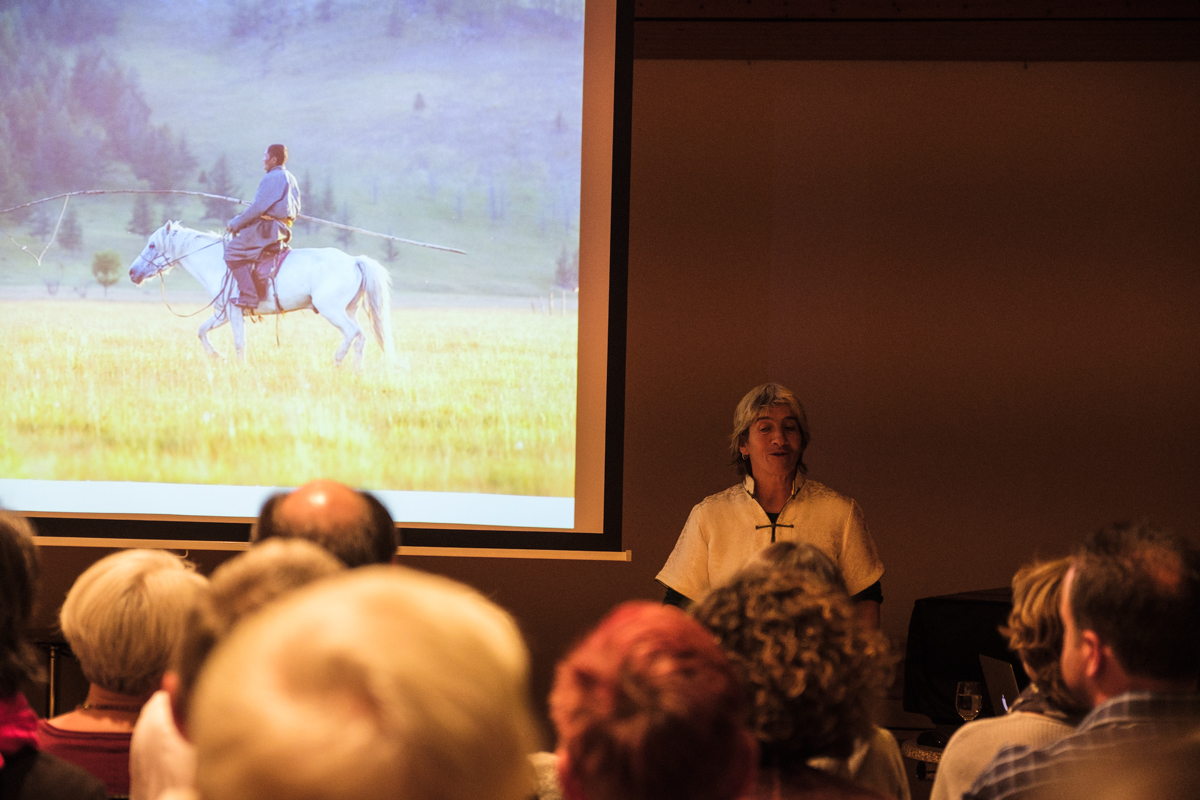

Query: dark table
left=903, top=588, right=1028, bottom=724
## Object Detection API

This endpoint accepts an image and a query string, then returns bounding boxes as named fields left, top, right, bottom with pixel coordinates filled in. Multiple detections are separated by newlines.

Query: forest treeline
left=0, top=2, right=196, bottom=215
left=0, top=0, right=583, bottom=217
left=231, top=0, right=585, bottom=40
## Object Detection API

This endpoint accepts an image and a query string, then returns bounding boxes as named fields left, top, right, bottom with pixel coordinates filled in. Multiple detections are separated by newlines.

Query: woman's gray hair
left=60, top=548, right=207, bottom=697
left=729, top=383, right=811, bottom=477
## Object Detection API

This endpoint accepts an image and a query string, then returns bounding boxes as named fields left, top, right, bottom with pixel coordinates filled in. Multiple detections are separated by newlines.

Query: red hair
left=550, top=601, right=754, bottom=800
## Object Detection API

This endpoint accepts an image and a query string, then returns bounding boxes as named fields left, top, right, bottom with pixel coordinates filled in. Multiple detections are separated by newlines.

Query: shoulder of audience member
left=1, top=747, right=108, bottom=800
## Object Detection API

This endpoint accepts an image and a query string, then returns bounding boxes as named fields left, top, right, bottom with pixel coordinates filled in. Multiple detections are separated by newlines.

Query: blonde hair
left=60, top=549, right=207, bottom=696
left=1000, top=557, right=1077, bottom=711
left=190, top=565, right=538, bottom=800
left=172, top=538, right=345, bottom=724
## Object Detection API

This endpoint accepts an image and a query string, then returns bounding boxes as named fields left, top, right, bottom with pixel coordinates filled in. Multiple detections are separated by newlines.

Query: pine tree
left=58, top=206, right=83, bottom=252
left=128, top=194, right=155, bottom=236
left=162, top=193, right=182, bottom=222
left=387, top=0, right=405, bottom=37
left=335, top=202, right=353, bottom=247
left=554, top=244, right=579, bottom=290
left=321, top=181, right=336, bottom=221
left=173, top=133, right=198, bottom=187
left=28, top=206, right=54, bottom=239
left=0, top=118, right=29, bottom=215
left=203, top=154, right=238, bottom=221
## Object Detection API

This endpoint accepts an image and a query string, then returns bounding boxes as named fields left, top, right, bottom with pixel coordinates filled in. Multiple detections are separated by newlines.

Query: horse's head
left=129, top=220, right=180, bottom=285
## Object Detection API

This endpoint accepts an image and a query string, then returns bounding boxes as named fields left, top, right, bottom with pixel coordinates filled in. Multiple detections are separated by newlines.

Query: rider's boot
left=227, top=261, right=259, bottom=310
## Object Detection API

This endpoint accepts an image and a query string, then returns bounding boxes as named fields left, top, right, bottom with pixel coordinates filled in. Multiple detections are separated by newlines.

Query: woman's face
left=739, top=404, right=802, bottom=481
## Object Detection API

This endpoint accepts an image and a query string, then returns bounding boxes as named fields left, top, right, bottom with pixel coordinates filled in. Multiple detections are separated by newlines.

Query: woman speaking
left=656, top=383, right=884, bottom=625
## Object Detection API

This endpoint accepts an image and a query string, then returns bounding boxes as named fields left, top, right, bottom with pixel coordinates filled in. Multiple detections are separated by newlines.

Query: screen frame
left=22, top=0, right=635, bottom=555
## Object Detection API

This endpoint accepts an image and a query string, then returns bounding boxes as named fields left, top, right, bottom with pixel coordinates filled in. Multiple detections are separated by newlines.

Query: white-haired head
left=60, top=548, right=207, bottom=697
left=189, top=565, right=538, bottom=800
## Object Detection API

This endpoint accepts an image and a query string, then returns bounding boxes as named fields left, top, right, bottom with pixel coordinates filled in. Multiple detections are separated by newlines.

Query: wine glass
left=956, top=681, right=983, bottom=722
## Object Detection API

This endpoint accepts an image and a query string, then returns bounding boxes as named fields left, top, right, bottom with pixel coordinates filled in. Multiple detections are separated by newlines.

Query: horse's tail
left=357, top=255, right=394, bottom=357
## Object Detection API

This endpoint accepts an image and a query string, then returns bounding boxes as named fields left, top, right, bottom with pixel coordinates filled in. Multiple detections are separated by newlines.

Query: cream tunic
left=656, top=476, right=884, bottom=600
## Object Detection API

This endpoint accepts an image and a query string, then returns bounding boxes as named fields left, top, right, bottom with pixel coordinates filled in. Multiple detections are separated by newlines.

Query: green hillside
left=0, top=0, right=584, bottom=297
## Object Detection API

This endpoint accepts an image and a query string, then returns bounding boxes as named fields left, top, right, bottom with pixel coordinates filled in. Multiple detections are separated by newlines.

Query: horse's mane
left=162, top=223, right=224, bottom=254
left=178, top=224, right=223, bottom=241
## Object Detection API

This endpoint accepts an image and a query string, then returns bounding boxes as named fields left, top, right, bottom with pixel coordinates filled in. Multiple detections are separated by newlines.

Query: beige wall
left=438, top=58, right=1200, bottom=728
left=34, top=58, right=1200, bottom=743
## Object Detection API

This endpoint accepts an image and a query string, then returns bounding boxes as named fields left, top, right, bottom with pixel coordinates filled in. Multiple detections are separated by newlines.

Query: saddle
left=244, top=247, right=291, bottom=318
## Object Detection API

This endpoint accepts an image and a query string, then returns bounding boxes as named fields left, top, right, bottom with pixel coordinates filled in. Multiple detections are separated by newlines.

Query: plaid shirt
left=963, top=691, right=1200, bottom=800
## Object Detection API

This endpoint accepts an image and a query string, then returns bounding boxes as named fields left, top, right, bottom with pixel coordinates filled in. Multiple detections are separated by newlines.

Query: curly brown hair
left=692, top=570, right=893, bottom=769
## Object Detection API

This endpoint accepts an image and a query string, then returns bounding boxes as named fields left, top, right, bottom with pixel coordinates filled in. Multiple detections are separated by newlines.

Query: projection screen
left=0, top=0, right=631, bottom=552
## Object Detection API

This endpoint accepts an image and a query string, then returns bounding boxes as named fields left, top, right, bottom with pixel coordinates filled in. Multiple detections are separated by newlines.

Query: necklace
left=79, top=702, right=143, bottom=713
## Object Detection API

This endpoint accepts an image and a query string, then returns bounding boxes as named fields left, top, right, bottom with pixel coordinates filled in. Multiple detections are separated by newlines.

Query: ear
left=1079, top=630, right=1103, bottom=680
left=165, top=220, right=175, bottom=232
left=161, top=670, right=190, bottom=742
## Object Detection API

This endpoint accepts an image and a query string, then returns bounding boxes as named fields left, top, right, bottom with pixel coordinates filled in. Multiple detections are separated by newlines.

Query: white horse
left=129, top=221, right=393, bottom=366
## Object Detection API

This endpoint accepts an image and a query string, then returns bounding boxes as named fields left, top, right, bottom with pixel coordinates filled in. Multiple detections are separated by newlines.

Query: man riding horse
left=225, top=144, right=302, bottom=311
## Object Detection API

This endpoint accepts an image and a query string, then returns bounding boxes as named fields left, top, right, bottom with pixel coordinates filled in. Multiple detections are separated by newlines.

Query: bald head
left=277, top=480, right=368, bottom=533
left=252, top=480, right=397, bottom=567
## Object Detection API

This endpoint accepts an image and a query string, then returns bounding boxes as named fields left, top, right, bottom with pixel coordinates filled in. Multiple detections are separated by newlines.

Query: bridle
left=140, top=227, right=235, bottom=318
left=140, top=226, right=228, bottom=277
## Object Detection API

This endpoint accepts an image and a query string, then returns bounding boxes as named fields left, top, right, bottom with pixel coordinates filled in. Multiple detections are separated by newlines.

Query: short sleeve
left=655, top=505, right=711, bottom=601
left=837, top=499, right=884, bottom=596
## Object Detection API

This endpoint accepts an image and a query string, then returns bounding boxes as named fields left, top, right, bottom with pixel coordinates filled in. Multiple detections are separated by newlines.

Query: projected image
left=0, top=0, right=585, bottom=527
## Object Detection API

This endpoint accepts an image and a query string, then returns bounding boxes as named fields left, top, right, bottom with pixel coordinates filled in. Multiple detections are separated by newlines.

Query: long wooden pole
left=0, top=189, right=466, bottom=254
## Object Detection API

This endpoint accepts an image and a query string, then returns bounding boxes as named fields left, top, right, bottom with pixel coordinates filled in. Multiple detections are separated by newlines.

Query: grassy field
left=0, top=300, right=577, bottom=496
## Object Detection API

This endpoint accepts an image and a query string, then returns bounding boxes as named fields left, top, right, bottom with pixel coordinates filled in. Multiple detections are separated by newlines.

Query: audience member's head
left=251, top=479, right=397, bottom=567
left=188, top=566, right=538, bottom=800
left=730, top=383, right=811, bottom=477
left=693, top=562, right=892, bottom=769
left=744, top=541, right=847, bottom=594
left=1060, top=521, right=1200, bottom=706
left=1000, top=557, right=1083, bottom=713
left=60, top=549, right=206, bottom=699
left=0, top=511, right=42, bottom=697
left=169, top=538, right=345, bottom=731
left=550, top=601, right=755, bottom=800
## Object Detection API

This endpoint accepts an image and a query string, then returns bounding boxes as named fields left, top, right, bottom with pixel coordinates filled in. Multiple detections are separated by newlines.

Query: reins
left=150, top=230, right=288, bottom=347
left=150, top=233, right=231, bottom=318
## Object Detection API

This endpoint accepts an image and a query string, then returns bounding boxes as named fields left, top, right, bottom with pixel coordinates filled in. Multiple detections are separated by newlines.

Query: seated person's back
left=964, top=522, right=1200, bottom=800
left=691, top=545, right=898, bottom=800
left=931, top=558, right=1086, bottom=800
